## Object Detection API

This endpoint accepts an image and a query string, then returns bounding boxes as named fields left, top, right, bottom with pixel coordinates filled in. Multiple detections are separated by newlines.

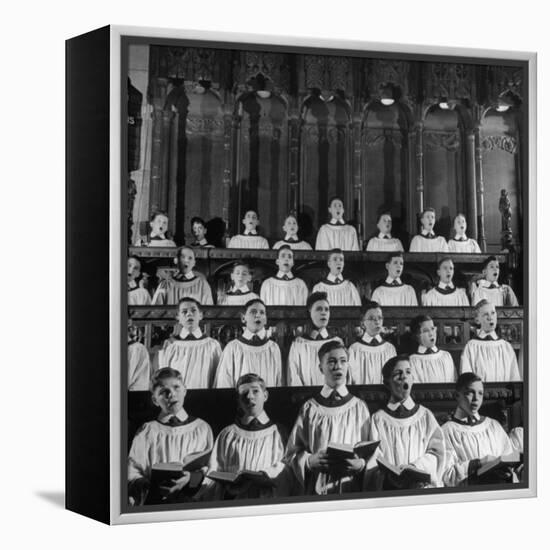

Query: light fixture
left=256, top=90, right=271, bottom=99
left=496, top=91, right=515, bottom=112
left=439, top=98, right=457, bottom=110
left=379, top=83, right=396, bottom=106
left=381, top=98, right=395, bottom=106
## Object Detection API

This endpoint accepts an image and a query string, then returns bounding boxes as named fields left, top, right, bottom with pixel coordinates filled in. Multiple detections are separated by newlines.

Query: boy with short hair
left=287, top=292, right=343, bottom=386
left=442, top=373, right=515, bottom=487
left=348, top=301, right=397, bottom=385
left=312, top=249, right=361, bottom=306
left=370, top=252, right=418, bottom=306
left=365, top=212, right=404, bottom=252
left=260, top=245, right=309, bottom=306
left=228, top=210, right=270, bottom=249
left=409, top=207, right=449, bottom=253
left=273, top=214, right=312, bottom=250
left=190, top=216, right=214, bottom=248
left=217, top=262, right=260, bottom=306
left=137, top=211, right=177, bottom=247
left=408, top=315, right=456, bottom=383
left=213, top=299, right=282, bottom=388
left=460, top=300, right=521, bottom=381
left=447, top=213, right=481, bottom=253
left=315, top=197, right=360, bottom=251
left=127, top=367, right=214, bottom=505
left=128, top=256, right=151, bottom=305
left=471, top=256, right=519, bottom=307
left=422, top=257, right=470, bottom=306
left=285, top=340, right=371, bottom=494
left=159, top=297, right=222, bottom=389
left=152, top=246, right=213, bottom=305
left=128, top=324, right=152, bottom=391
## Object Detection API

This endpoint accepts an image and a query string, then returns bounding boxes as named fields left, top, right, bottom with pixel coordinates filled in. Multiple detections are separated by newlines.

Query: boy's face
left=309, top=299, right=330, bottom=329
left=362, top=307, right=383, bottom=337
left=283, top=216, right=298, bottom=236
left=276, top=248, right=294, bottom=272
left=385, top=360, right=413, bottom=401
left=192, top=222, right=206, bottom=240
left=327, top=252, right=344, bottom=275
left=328, top=199, right=344, bottom=220
left=177, top=248, right=196, bottom=273
left=242, top=302, right=267, bottom=333
left=454, top=215, right=467, bottom=234
left=483, top=260, right=500, bottom=283
left=437, top=260, right=454, bottom=284
left=242, top=210, right=259, bottom=231
left=386, top=256, right=404, bottom=279
left=456, top=380, right=484, bottom=417
left=150, top=214, right=168, bottom=236
left=177, top=300, right=203, bottom=330
left=128, top=257, right=141, bottom=280
left=476, top=303, right=498, bottom=333
left=421, top=211, right=435, bottom=230
left=417, top=319, right=437, bottom=348
left=377, top=214, right=392, bottom=235
left=319, top=347, right=349, bottom=388
left=231, top=265, right=251, bottom=287
left=152, top=377, right=186, bottom=415
left=237, top=381, right=268, bottom=418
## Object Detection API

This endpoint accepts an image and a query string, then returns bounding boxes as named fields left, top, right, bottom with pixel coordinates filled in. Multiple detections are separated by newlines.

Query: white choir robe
left=409, top=349, right=457, bottom=383
left=315, top=223, right=360, bottom=251
left=368, top=404, right=446, bottom=487
left=228, top=234, right=270, bottom=249
left=460, top=337, right=521, bottom=381
left=285, top=393, right=371, bottom=494
left=158, top=336, right=222, bottom=389
left=366, top=236, right=404, bottom=252
left=213, top=338, right=283, bottom=388
left=471, top=282, right=519, bottom=307
left=217, top=289, right=260, bottom=306
left=260, top=276, right=309, bottom=306
left=128, top=341, right=153, bottom=391
left=312, top=279, right=361, bottom=306
left=273, top=239, right=312, bottom=250
left=348, top=338, right=397, bottom=385
left=422, top=286, right=470, bottom=306
left=442, top=416, right=513, bottom=486
left=409, top=235, right=449, bottom=253
left=447, top=238, right=482, bottom=254
left=287, top=335, right=343, bottom=386
left=128, top=287, right=152, bottom=305
left=371, top=283, right=418, bottom=306
left=152, top=275, right=213, bottom=306
left=509, top=427, right=524, bottom=454
left=201, top=421, right=291, bottom=499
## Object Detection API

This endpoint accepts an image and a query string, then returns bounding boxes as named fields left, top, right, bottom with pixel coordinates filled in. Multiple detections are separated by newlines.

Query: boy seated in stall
left=442, top=373, right=517, bottom=487
left=128, top=324, right=153, bottom=391
left=273, top=214, right=313, bottom=250
left=315, top=197, right=360, bottom=251
left=190, top=216, right=214, bottom=249
left=312, top=249, right=361, bottom=306
left=260, top=245, right=309, bottom=306
left=447, top=213, right=481, bottom=254
left=135, top=211, right=177, bottom=247
left=422, top=257, right=470, bottom=306
left=370, top=252, right=418, bottom=306
left=348, top=301, right=397, bottom=385
left=228, top=210, right=270, bottom=249
left=409, top=207, right=449, bottom=253
left=471, top=256, right=519, bottom=307
left=159, top=297, right=222, bottom=389
left=199, top=374, right=290, bottom=500
left=285, top=340, right=371, bottom=495
left=127, top=367, right=214, bottom=505
left=460, top=299, right=521, bottom=381
left=152, top=246, right=213, bottom=306
left=217, top=262, right=260, bottom=306
left=408, top=315, right=456, bottom=383
left=365, top=213, right=405, bottom=252
left=367, top=355, right=446, bottom=489
left=213, top=299, right=282, bottom=388
left=128, top=256, right=151, bottom=305
left=287, top=292, right=343, bottom=386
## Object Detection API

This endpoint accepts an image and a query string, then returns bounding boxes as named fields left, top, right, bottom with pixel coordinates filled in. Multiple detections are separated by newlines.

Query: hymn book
left=207, top=470, right=276, bottom=487
left=327, top=441, right=380, bottom=461
left=476, top=451, right=522, bottom=478
left=377, top=458, right=431, bottom=485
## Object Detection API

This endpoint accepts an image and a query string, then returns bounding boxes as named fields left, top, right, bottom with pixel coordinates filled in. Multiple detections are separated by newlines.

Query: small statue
left=499, top=189, right=513, bottom=250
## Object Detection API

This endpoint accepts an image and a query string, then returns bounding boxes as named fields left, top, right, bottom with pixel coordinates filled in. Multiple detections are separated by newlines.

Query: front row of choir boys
left=128, top=345, right=522, bottom=504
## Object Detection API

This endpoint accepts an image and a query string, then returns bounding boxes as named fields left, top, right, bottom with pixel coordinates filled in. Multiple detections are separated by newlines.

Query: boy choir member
left=128, top=325, right=153, bottom=391
left=127, top=256, right=151, bottom=305
left=260, top=245, right=309, bottom=306
left=460, top=300, right=521, bottom=381
left=421, top=258, right=470, bottom=307
left=348, top=301, right=397, bottom=385
left=228, top=210, right=270, bottom=249
left=471, top=256, right=520, bottom=307
left=370, top=252, right=418, bottom=306
left=135, top=211, right=177, bottom=247
left=315, top=197, right=360, bottom=251
left=273, top=214, right=312, bottom=250
left=447, top=213, right=482, bottom=254
left=189, top=216, right=214, bottom=248
left=365, top=213, right=405, bottom=252
left=217, top=262, right=260, bottom=306
left=409, top=207, right=449, bottom=253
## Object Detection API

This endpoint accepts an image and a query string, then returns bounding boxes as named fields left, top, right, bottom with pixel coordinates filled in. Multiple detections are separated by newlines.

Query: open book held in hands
left=377, top=457, right=431, bottom=485
left=150, top=450, right=211, bottom=485
left=207, top=470, right=275, bottom=487
left=476, top=451, right=521, bottom=478
left=327, top=440, right=380, bottom=461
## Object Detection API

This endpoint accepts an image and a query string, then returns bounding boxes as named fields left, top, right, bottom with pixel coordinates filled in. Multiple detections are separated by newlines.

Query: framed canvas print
left=66, top=25, right=537, bottom=525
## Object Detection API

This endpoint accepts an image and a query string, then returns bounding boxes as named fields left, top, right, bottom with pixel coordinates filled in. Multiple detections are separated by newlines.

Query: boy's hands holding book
left=308, top=449, right=337, bottom=473
left=158, top=471, right=191, bottom=499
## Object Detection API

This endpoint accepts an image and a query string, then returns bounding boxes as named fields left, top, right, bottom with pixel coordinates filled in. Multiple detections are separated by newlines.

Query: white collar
left=478, top=329, right=498, bottom=340
left=378, top=232, right=392, bottom=239
left=276, top=270, right=294, bottom=279
left=128, top=280, right=137, bottom=290
left=230, top=284, right=250, bottom=292
left=194, top=238, right=208, bottom=245
left=385, top=276, right=402, bottom=285
left=158, top=408, right=188, bottom=424
left=454, top=233, right=467, bottom=241
left=454, top=408, right=480, bottom=421
left=243, top=328, right=267, bottom=340
left=150, top=232, right=167, bottom=239
left=284, top=233, right=299, bottom=241
left=240, top=411, right=270, bottom=425
left=418, top=345, right=439, bottom=354
left=320, top=384, right=349, bottom=398
left=243, top=229, right=258, bottom=236
left=438, top=281, right=455, bottom=290
left=387, top=396, right=415, bottom=411
left=310, top=327, right=329, bottom=339
left=362, top=333, right=383, bottom=344
left=327, top=272, right=344, bottom=283
left=180, top=270, right=195, bottom=280
left=179, top=327, right=203, bottom=339
left=421, top=229, right=435, bottom=237
left=330, top=218, right=345, bottom=225
left=479, top=279, right=500, bottom=289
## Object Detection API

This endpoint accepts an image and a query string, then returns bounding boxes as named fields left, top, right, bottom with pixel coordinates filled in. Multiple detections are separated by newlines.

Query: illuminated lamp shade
left=380, top=83, right=395, bottom=106
left=256, top=90, right=271, bottom=99
left=496, top=91, right=515, bottom=112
